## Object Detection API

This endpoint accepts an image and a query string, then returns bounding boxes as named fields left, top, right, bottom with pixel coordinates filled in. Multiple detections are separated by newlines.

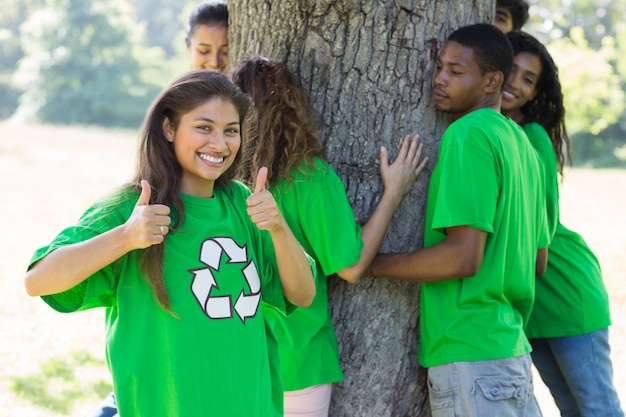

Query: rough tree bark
left=230, top=1, right=494, bottom=416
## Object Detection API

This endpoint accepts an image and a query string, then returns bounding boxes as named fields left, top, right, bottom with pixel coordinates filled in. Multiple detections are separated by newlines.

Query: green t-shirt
left=523, top=123, right=611, bottom=338
left=419, top=108, right=550, bottom=368
left=30, top=182, right=296, bottom=417
left=264, top=157, right=363, bottom=390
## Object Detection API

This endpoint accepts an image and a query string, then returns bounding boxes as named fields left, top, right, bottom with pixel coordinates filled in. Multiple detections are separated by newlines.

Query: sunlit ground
left=0, top=121, right=624, bottom=416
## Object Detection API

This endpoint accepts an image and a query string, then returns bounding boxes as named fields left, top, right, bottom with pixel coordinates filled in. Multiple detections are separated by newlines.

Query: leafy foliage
left=0, top=0, right=45, bottom=118
left=126, top=0, right=189, bottom=57
left=0, top=0, right=625, bottom=165
left=549, top=28, right=624, bottom=137
left=528, top=0, right=626, bottom=48
left=528, top=0, right=626, bottom=166
left=13, top=0, right=166, bottom=128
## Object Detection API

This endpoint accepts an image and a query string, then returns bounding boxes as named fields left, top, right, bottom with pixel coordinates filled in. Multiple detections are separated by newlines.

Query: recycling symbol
left=189, top=237, right=261, bottom=323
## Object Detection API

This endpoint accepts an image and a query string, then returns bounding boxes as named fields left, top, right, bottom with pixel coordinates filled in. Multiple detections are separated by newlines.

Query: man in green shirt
left=368, top=23, right=549, bottom=416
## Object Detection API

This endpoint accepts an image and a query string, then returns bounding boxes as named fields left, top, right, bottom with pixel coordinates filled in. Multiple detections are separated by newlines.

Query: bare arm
left=268, top=224, right=316, bottom=307
left=337, top=135, right=428, bottom=283
left=25, top=181, right=171, bottom=296
left=536, top=247, right=548, bottom=276
left=247, top=168, right=315, bottom=307
left=366, top=226, right=487, bottom=283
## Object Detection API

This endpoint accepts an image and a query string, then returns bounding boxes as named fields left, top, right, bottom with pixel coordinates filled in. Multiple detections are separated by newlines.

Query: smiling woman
left=162, top=98, right=242, bottom=198
left=501, top=50, right=542, bottom=124
left=87, top=1, right=234, bottom=414
left=501, top=30, right=624, bottom=417
left=22, top=70, right=316, bottom=417
left=185, top=1, right=229, bottom=72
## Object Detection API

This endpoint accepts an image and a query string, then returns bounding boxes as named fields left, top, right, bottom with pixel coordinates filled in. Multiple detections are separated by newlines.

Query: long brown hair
left=132, top=69, right=250, bottom=312
left=231, top=56, right=323, bottom=187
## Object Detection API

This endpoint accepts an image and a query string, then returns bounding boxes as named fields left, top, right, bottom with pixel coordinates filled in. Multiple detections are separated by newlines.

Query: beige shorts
left=284, top=384, right=332, bottom=417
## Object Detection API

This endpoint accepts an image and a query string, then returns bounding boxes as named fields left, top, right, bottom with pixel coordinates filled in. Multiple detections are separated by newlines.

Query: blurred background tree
left=0, top=0, right=44, bottom=119
left=11, top=0, right=168, bottom=128
left=1, top=0, right=626, bottom=166
left=527, top=0, right=626, bottom=166
left=125, top=0, right=186, bottom=58
left=0, top=0, right=198, bottom=129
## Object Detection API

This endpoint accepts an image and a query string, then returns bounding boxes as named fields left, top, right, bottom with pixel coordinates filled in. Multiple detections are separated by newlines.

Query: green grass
left=9, top=351, right=111, bottom=414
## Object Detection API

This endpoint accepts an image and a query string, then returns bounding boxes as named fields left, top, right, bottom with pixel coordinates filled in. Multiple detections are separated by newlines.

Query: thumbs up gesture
left=123, top=180, right=172, bottom=249
left=246, top=167, right=283, bottom=232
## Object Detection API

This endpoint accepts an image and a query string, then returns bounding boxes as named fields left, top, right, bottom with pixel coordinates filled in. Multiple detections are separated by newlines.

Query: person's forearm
left=337, top=191, right=402, bottom=283
left=25, top=225, right=135, bottom=297
left=368, top=240, right=482, bottom=283
left=270, top=223, right=316, bottom=307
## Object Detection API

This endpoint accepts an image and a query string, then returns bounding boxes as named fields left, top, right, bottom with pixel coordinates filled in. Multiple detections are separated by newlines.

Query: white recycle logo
left=189, top=237, right=261, bottom=323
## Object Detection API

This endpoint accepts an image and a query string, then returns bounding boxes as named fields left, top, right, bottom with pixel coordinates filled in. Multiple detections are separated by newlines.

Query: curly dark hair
left=134, top=69, right=250, bottom=312
left=507, top=30, right=571, bottom=173
left=497, top=0, right=530, bottom=31
left=231, top=56, right=324, bottom=188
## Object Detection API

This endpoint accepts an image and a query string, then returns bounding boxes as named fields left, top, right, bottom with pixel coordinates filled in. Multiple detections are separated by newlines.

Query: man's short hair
left=447, top=23, right=514, bottom=82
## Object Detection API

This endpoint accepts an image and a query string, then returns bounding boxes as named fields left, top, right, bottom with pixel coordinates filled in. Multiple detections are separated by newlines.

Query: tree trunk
left=230, top=1, right=495, bottom=416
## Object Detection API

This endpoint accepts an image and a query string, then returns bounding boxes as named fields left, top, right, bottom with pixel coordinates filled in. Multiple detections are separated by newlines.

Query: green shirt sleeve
left=31, top=189, right=135, bottom=312
left=523, top=122, right=559, bottom=240
left=431, top=126, right=499, bottom=234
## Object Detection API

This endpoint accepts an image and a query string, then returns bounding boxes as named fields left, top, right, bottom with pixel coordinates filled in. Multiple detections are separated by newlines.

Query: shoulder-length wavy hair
left=507, top=30, right=572, bottom=174
left=230, top=56, right=323, bottom=188
left=132, top=69, right=250, bottom=312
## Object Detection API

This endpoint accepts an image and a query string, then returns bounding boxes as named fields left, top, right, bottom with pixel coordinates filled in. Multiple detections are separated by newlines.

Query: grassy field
left=0, top=121, right=624, bottom=416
